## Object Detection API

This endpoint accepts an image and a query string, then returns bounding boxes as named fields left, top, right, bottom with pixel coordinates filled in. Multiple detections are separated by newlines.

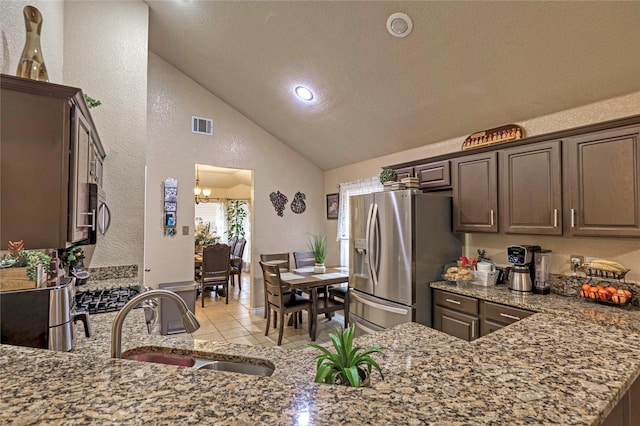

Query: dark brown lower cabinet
left=602, top=374, right=639, bottom=426
left=433, top=305, right=479, bottom=341
left=433, top=289, right=534, bottom=340
left=480, top=301, right=535, bottom=336
left=433, top=289, right=480, bottom=341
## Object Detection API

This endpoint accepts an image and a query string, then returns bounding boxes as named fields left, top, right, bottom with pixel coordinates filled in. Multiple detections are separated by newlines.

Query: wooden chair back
left=233, top=237, right=246, bottom=259
left=228, top=236, right=238, bottom=254
left=260, top=261, right=287, bottom=310
left=200, top=243, right=231, bottom=306
left=259, top=253, right=290, bottom=272
left=293, top=251, right=316, bottom=268
left=202, top=243, right=231, bottom=282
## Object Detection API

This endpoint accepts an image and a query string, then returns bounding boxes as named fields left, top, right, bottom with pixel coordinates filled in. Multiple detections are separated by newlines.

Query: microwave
left=88, top=183, right=111, bottom=244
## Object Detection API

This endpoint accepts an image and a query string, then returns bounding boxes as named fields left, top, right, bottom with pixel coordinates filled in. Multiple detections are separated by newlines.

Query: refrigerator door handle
left=354, top=320, right=379, bottom=335
left=368, top=203, right=379, bottom=288
left=351, top=291, right=409, bottom=315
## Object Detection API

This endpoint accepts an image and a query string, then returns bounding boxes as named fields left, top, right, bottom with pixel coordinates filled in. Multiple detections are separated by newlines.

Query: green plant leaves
left=6, top=250, right=51, bottom=280
left=226, top=200, right=247, bottom=238
left=308, top=324, right=384, bottom=387
left=307, top=233, right=327, bottom=264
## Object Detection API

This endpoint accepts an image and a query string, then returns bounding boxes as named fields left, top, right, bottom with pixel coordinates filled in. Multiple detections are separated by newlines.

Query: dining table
left=277, top=266, right=349, bottom=341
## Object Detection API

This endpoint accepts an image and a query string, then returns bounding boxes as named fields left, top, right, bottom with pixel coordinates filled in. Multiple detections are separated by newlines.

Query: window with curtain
left=195, top=201, right=228, bottom=243
left=336, top=177, right=383, bottom=266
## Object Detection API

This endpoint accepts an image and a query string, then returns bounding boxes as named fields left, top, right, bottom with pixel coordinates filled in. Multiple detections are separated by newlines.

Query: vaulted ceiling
left=147, top=1, right=640, bottom=170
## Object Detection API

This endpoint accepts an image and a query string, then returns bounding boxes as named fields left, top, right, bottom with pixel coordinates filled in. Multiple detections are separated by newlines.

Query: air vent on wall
left=192, top=116, right=213, bottom=135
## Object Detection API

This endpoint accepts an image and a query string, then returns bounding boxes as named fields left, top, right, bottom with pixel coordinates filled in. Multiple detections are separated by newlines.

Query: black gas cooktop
left=75, top=286, right=141, bottom=314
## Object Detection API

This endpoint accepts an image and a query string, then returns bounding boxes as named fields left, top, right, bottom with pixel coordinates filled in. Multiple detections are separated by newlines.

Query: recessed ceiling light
left=387, top=12, right=413, bottom=38
left=295, top=86, right=314, bottom=101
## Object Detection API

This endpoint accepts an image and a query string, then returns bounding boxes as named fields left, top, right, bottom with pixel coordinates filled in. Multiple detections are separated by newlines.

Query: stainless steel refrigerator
left=348, top=190, right=462, bottom=335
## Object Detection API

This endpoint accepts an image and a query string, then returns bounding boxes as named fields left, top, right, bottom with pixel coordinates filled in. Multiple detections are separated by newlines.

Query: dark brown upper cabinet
left=416, top=160, right=451, bottom=190
left=452, top=152, right=498, bottom=232
left=1, top=74, right=105, bottom=249
left=393, top=166, right=414, bottom=181
left=499, top=141, right=562, bottom=235
left=563, top=125, right=640, bottom=237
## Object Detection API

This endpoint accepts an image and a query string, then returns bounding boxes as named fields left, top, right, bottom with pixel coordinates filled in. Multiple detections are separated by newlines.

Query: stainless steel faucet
left=110, top=289, right=200, bottom=358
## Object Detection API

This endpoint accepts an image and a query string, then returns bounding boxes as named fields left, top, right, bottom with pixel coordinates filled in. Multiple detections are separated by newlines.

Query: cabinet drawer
left=416, top=160, right=450, bottom=189
left=434, top=305, right=479, bottom=341
left=482, top=301, right=534, bottom=325
left=434, top=289, right=478, bottom=315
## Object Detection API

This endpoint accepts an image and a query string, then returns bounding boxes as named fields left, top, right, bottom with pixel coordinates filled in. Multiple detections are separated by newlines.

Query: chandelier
left=194, top=165, right=211, bottom=204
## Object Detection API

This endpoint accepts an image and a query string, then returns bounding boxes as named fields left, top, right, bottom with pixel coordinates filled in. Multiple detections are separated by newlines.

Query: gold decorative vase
left=16, top=5, right=49, bottom=82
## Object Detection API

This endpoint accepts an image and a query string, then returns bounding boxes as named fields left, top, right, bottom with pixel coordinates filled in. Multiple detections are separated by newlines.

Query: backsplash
left=87, top=265, right=138, bottom=281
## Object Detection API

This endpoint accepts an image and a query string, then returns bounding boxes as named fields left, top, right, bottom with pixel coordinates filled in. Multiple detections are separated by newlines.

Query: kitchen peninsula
left=1, top=280, right=639, bottom=425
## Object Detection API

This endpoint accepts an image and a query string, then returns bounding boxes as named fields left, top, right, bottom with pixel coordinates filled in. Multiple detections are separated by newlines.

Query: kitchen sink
left=197, top=360, right=274, bottom=376
left=121, top=350, right=274, bottom=376
left=123, top=352, right=196, bottom=367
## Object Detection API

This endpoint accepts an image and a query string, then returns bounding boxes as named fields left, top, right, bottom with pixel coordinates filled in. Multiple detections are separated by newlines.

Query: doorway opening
left=194, top=164, right=253, bottom=293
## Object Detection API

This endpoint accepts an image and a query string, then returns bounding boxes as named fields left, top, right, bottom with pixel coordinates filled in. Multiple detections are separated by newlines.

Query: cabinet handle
left=445, top=298, right=461, bottom=305
left=553, top=209, right=558, bottom=228
left=570, top=208, right=575, bottom=228
left=81, top=209, right=96, bottom=231
left=500, top=313, right=521, bottom=321
left=490, top=210, right=495, bottom=226
left=471, top=321, right=476, bottom=338
left=90, top=160, right=97, bottom=177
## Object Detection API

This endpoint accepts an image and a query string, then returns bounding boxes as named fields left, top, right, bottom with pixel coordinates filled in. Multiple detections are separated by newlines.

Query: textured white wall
left=324, top=91, right=640, bottom=281
left=147, top=53, right=324, bottom=306
left=0, top=0, right=64, bottom=83
left=62, top=1, right=148, bottom=271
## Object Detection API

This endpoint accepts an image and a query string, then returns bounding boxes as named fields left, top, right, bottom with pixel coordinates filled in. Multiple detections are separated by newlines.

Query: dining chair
left=259, top=261, right=312, bottom=346
left=229, top=237, right=246, bottom=290
left=228, top=236, right=238, bottom=254
left=329, top=284, right=349, bottom=327
left=259, top=253, right=292, bottom=319
left=259, top=253, right=290, bottom=272
left=200, top=243, right=231, bottom=306
left=292, top=251, right=315, bottom=268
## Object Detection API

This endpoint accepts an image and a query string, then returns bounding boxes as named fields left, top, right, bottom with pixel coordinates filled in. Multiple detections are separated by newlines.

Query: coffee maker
left=506, top=245, right=541, bottom=292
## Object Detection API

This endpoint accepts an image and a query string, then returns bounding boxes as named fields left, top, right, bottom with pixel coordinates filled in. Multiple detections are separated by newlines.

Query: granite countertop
left=2, top=280, right=640, bottom=425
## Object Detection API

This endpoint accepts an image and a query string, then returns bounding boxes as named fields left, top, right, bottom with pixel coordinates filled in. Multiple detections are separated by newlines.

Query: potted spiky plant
left=308, top=233, right=327, bottom=273
left=309, top=324, right=384, bottom=387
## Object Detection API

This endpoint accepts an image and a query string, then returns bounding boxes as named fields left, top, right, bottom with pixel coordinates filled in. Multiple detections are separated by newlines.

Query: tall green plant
left=309, top=324, right=384, bottom=387
left=226, top=200, right=248, bottom=239
left=307, top=234, right=326, bottom=264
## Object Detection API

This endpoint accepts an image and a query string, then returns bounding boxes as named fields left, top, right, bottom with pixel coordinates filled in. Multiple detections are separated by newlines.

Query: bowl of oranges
left=579, top=283, right=633, bottom=306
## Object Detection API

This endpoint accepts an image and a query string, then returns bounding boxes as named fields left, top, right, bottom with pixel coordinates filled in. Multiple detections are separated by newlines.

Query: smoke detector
left=386, top=12, right=413, bottom=38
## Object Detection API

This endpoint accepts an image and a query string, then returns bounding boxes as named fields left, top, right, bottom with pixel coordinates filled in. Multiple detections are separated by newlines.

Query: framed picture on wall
left=326, top=193, right=339, bottom=219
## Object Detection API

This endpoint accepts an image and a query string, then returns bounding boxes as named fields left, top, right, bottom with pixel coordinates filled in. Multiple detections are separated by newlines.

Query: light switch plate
left=182, top=226, right=189, bottom=236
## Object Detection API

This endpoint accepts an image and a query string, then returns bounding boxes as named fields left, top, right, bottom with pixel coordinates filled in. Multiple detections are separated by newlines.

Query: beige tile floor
left=192, top=275, right=346, bottom=349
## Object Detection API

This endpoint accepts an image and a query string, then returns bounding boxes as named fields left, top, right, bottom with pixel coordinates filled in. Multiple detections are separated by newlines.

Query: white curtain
left=195, top=201, right=227, bottom=242
left=336, top=176, right=382, bottom=265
